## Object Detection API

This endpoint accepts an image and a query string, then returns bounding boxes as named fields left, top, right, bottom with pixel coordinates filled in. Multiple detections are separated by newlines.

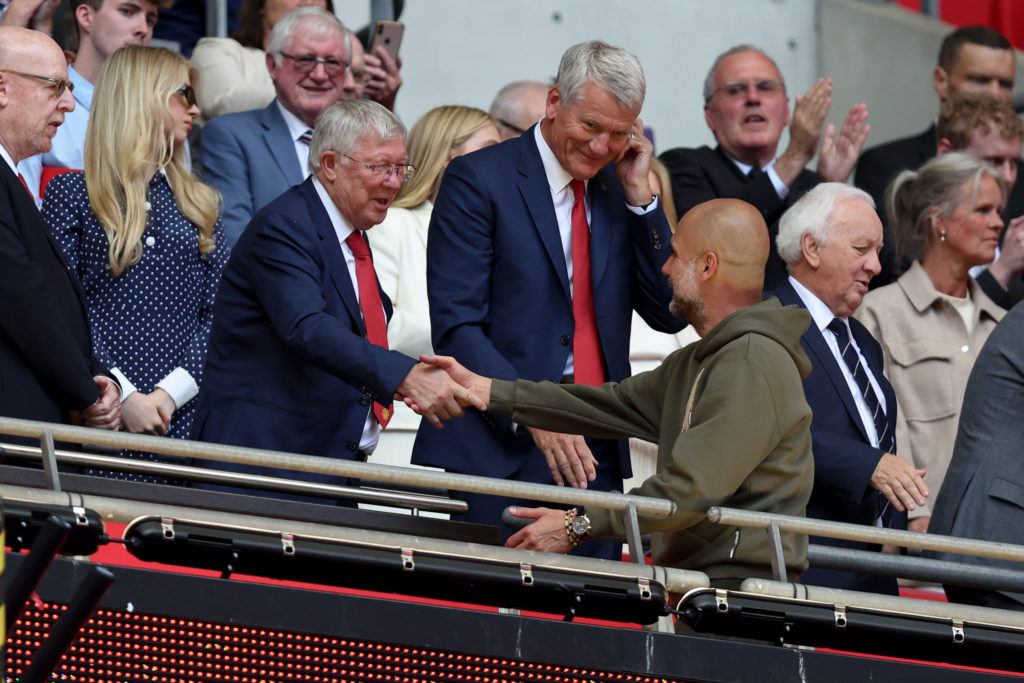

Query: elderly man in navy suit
left=193, top=99, right=483, bottom=497
left=412, top=40, right=684, bottom=559
left=200, top=6, right=357, bottom=247
left=772, top=182, right=929, bottom=595
left=660, top=45, right=871, bottom=290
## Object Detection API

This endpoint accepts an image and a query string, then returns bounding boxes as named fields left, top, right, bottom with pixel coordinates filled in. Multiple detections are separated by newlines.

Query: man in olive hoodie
left=426, top=198, right=815, bottom=586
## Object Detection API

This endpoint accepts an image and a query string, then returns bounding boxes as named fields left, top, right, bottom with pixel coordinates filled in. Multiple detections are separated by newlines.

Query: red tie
left=345, top=231, right=393, bottom=428
left=569, top=179, right=604, bottom=386
left=17, top=172, right=32, bottom=197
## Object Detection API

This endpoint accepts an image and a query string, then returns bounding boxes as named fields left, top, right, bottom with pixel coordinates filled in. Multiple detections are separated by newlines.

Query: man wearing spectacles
left=17, top=0, right=169, bottom=203
left=201, top=6, right=357, bottom=247
left=659, top=44, right=871, bottom=290
left=0, top=27, right=121, bottom=433
left=193, top=99, right=484, bottom=500
left=413, top=40, right=683, bottom=560
left=489, top=80, right=549, bottom=141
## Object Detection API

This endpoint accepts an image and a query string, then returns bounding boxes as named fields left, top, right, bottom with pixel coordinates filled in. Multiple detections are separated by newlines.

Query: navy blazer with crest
left=192, top=177, right=416, bottom=485
left=774, top=278, right=904, bottom=595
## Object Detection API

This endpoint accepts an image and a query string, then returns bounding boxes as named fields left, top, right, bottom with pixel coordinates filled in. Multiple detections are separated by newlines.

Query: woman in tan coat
left=857, top=152, right=1005, bottom=533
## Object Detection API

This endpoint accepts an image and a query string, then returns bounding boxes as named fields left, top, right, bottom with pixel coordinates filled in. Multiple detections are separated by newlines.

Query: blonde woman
left=42, top=46, right=227, bottom=469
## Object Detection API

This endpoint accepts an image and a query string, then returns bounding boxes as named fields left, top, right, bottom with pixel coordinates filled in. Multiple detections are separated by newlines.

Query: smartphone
left=369, top=20, right=404, bottom=62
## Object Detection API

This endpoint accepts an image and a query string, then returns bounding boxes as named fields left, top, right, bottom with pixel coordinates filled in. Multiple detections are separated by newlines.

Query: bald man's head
left=0, top=27, right=74, bottom=163
left=661, top=198, right=768, bottom=334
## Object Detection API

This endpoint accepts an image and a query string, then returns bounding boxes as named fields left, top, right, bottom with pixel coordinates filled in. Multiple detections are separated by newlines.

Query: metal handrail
left=0, top=484, right=708, bottom=598
left=709, top=507, right=1024, bottom=564
left=0, top=442, right=466, bottom=514
left=0, top=416, right=676, bottom=517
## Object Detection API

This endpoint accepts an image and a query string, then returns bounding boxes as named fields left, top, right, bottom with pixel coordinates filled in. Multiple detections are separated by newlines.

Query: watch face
left=571, top=515, right=591, bottom=535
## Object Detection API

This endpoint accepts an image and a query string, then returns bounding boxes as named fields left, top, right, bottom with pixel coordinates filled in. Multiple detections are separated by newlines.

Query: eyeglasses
left=708, top=78, right=785, bottom=102
left=175, top=84, right=197, bottom=108
left=497, top=118, right=527, bottom=136
left=279, top=52, right=350, bottom=76
left=343, top=154, right=415, bottom=182
left=0, top=69, right=74, bottom=98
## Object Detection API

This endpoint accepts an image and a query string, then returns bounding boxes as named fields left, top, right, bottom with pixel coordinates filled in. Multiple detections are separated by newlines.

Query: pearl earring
left=940, top=229, right=946, bottom=242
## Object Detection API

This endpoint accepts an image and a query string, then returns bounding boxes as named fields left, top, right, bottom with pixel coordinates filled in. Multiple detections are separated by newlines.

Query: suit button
left=560, top=335, right=570, bottom=345
left=347, top=441, right=358, bottom=451
left=359, top=396, right=370, bottom=406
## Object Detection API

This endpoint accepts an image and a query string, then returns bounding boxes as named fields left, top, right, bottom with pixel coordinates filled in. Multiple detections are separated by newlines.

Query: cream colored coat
left=857, top=261, right=1004, bottom=518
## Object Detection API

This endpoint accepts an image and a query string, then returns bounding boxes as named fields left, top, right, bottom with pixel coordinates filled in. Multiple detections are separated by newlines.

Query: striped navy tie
left=827, top=317, right=895, bottom=454
left=298, top=129, right=313, bottom=146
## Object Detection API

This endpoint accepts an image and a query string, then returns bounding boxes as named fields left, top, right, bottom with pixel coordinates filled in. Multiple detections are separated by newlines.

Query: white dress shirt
left=312, top=176, right=381, bottom=453
left=789, top=276, right=888, bottom=447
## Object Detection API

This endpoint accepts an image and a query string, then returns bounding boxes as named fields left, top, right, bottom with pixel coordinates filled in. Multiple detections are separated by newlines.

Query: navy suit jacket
left=200, top=100, right=305, bottom=247
left=412, top=125, right=683, bottom=480
left=774, top=279, right=903, bottom=594
left=0, top=158, right=105, bottom=424
left=192, top=178, right=416, bottom=485
left=658, top=145, right=818, bottom=290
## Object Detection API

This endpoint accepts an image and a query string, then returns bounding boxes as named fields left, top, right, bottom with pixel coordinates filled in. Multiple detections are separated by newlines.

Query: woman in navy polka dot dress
left=42, top=46, right=226, bottom=480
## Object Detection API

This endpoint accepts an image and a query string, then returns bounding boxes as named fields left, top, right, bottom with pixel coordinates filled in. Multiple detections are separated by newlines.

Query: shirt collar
left=311, top=175, right=355, bottom=245
left=900, top=259, right=1004, bottom=322
left=789, top=275, right=843, bottom=332
left=276, top=99, right=313, bottom=143
left=68, top=65, right=94, bottom=111
left=722, top=147, right=777, bottom=176
left=0, top=142, right=16, bottom=174
left=533, top=121, right=581, bottom=195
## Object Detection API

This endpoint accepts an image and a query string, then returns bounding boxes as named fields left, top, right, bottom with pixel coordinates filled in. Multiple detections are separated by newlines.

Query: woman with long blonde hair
left=42, top=45, right=227, bottom=475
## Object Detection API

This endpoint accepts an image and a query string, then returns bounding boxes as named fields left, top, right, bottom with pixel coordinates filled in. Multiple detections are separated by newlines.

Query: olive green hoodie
left=489, top=296, right=814, bottom=580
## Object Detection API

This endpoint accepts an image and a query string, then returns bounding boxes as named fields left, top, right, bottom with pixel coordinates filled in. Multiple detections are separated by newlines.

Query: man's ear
left=699, top=250, right=719, bottom=281
left=936, top=137, right=954, bottom=156
left=0, top=72, right=9, bottom=108
left=801, top=231, right=821, bottom=269
left=933, top=65, right=950, bottom=101
left=75, top=3, right=94, bottom=36
left=319, top=149, right=340, bottom=181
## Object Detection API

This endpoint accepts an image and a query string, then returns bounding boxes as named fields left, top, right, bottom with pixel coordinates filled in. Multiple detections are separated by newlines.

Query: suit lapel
left=261, top=102, right=304, bottom=187
left=298, top=180, right=364, bottom=332
left=516, top=128, right=571, bottom=300
left=776, top=280, right=872, bottom=443
left=587, top=167, right=613, bottom=291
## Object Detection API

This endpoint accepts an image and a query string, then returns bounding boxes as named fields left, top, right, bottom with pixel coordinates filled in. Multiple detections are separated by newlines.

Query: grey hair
left=308, top=99, right=406, bottom=172
left=267, top=7, right=346, bottom=67
left=702, top=44, right=785, bottom=103
left=489, top=80, right=549, bottom=122
left=888, top=151, right=1006, bottom=260
left=777, top=183, right=876, bottom=267
left=555, top=40, right=645, bottom=112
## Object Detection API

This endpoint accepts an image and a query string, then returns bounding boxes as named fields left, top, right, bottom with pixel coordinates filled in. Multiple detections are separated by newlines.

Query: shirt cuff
left=766, top=166, right=789, bottom=199
left=626, top=195, right=659, bottom=215
left=156, top=367, right=200, bottom=409
left=108, top=368, right=134, bottom=402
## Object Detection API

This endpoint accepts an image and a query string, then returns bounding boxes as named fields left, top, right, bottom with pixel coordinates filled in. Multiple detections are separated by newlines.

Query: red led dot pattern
left=4, top=602, right=684, bottom=683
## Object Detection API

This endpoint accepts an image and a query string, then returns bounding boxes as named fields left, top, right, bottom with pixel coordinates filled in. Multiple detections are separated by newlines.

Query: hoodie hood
left=693, top=296, right=812, bottom=378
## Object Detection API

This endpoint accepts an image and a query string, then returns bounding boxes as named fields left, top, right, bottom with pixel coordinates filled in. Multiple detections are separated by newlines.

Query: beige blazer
left=857, top=261, right=1004, bottom=518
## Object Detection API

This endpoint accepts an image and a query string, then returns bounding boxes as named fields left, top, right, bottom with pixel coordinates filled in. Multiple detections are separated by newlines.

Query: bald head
left=662, top=198, right=768, bottom=334
left=490, top=80, right=549, bottom=139
left=0, top=27, right=74, bottom=163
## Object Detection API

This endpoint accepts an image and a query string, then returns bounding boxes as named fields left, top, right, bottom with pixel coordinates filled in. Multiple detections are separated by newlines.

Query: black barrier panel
left=3, top=554, right=1014, bottom=683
